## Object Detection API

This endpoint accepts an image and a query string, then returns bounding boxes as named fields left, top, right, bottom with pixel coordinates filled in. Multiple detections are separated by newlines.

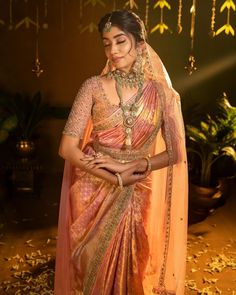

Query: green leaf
left=221, top=146, right=236, bottom=161
left=1, top=115, right=18, bottom=131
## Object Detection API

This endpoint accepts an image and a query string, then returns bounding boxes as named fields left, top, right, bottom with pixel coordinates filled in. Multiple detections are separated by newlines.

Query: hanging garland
left=15, top=0, right=38, bottom=30
left=185, top=0, right=197, bottom=75
left=176, top=0, right=183, bottom=34
left=79, top=0, right=106, bottom=33
left=216, top=0, right=235, bottom=36
left=32, top=6, right=44, bottom=78
left=145, top=0, right=150, bottom=31
left=84, top=0, right=105, bottom=7
left=42, top=0, right=49, bottom=30
left=124, top=0, right=138, bottom=10
left=8, top=0, right=14, bottom=30
left=2, top=0, right=235, bottom=75
left=151, top=0, right=172, bottom=34
left=77, top=0, right=84, bottom=32
left=209, top=0, right=217, bottom=37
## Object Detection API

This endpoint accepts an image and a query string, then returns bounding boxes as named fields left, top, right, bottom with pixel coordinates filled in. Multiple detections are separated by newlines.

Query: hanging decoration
left=42, top=0, right=49, bottom=29
left=151, top=0, right=172, bottom=34
left=77, top=0, right=83, bottom=32
left=113, top=0, right=117, bottom=10
left=32, top=6, right=44, bottom=78
left=145, top=0, right=150, bottom=32
left=80, top=22, right=97, bottom=33
left=215, top=0, right=235, bottom=36
left=84, top=0, right=105, bottom=7
left=124, top=0, right=138, bottom=10
left=8, top=0, right=14, bottom=30
left=15, top=0, right=38, bottom=30
left=185, top=0, right=197, bottom=75
left=177, top=0, right=183, bottom=34
left=80, top=0, right=106, bottom=33
left=209, top=0, right=216, bottom=38
left=0, top=1, right=5, bottom=27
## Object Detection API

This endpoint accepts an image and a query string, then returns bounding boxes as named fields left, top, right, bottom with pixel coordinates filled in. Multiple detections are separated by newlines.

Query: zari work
left=54, top=42, right=188, bottom=295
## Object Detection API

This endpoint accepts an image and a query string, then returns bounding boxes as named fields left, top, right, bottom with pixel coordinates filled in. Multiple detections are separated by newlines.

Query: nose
left=110, top=43, right=119, bottom=55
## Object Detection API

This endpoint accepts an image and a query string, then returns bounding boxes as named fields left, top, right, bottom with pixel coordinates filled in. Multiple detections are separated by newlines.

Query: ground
left=0, top=173, right=235, bottom=294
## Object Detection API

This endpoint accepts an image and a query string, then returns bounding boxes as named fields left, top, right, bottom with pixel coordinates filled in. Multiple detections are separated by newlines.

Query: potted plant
left=0, top=90, right=69, bottom=158
left=186, top=93, right=236, bottom=223
left=0, top=89, right=70, bottom=198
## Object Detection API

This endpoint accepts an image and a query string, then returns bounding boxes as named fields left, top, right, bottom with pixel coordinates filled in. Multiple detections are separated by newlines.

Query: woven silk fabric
left=54, top=42, right=188, bottom=295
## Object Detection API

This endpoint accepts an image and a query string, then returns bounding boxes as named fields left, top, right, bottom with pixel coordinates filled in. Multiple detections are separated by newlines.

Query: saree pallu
left=54, top=79, right=188, bottom=295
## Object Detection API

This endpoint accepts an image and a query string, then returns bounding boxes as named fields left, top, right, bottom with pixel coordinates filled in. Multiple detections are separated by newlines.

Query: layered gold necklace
left=107, top=67, right=144, bottom=149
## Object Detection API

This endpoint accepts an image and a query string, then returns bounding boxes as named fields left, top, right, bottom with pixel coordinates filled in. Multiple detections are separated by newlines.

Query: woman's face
left=102, top=26, right=138, bottom=73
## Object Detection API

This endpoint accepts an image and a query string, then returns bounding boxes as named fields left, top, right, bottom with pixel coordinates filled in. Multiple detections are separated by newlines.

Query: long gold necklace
left=108, top=69, right=144, bottom=149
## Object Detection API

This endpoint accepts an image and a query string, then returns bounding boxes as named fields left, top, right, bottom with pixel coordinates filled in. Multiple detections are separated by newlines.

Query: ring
left=95, top=152, right=103, bottom=158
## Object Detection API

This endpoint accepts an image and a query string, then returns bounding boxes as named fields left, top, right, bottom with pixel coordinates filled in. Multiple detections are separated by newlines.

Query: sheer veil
left=54, top=34, right=188, bottom=295
left=101, top=40, right=188, bottom=294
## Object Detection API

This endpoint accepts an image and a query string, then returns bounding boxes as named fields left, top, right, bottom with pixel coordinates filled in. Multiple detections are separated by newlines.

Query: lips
left=111, top=56, right=123, bottom=63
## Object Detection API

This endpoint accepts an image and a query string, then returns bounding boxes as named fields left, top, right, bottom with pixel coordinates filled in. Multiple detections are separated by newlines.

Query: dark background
left=0, top=0, right=235, bottom=172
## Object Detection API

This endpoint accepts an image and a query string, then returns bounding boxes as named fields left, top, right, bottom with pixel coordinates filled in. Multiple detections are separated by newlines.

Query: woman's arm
left=59, top=134, right=118, bottom=185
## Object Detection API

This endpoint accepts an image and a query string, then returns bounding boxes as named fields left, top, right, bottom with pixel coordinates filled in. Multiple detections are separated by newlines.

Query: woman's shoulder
left=80, top=75, right=100, bottom=88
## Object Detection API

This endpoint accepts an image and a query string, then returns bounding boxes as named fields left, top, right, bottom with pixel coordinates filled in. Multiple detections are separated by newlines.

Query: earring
left=132, top=48, right=143, bottom=73
left=108, top=60, right=113, bottom=72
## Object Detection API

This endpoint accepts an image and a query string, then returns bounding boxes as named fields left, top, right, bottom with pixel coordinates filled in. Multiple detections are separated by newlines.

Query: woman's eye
left=103, top=43, right=111, bottom=47
left=117, top=40, right=126, bottom=44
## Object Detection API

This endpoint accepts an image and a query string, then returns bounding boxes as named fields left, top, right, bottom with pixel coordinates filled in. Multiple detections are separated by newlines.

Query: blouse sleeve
left=62, top=78, right=94, bottom=138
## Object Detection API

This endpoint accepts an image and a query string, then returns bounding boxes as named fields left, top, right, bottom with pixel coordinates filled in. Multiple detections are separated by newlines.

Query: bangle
left=115, top=172, right=123, bottom=189
left=143, top=156, right=152, bottom=175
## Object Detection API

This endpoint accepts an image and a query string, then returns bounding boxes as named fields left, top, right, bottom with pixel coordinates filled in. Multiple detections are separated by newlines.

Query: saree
left=54, top=43, right=188, bottom=295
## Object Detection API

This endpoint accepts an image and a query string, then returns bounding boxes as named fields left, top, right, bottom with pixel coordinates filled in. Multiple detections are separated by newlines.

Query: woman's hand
left=81, top=154, right=129, bottom=173
left=120, top=163, right=147, bottom=186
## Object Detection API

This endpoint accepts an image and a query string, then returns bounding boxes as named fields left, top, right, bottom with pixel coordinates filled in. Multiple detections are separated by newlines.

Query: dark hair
left=98, top=10, right=145, bottom=43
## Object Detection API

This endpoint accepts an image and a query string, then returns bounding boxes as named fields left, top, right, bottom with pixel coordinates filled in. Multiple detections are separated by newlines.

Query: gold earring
left=132, top=49, right=143, bottom=73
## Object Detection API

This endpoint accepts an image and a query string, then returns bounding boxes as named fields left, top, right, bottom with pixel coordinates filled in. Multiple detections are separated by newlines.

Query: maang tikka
left=104, top=14, right=112, bottom=32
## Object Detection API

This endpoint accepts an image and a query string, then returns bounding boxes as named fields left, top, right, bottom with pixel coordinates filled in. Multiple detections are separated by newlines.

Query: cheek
left=104, top=47, right=112, bottom=59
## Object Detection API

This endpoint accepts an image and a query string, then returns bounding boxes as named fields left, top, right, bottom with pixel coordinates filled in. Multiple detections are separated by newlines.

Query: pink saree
left=55, top=44, right=188, bottom=295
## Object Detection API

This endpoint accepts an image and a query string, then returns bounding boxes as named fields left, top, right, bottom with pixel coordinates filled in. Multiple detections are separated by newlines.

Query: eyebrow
left=102, top=33, right=126, bottom=40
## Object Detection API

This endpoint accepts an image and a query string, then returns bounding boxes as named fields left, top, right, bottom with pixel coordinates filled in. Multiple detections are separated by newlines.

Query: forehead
left=102, top=26, right=129, bottom=40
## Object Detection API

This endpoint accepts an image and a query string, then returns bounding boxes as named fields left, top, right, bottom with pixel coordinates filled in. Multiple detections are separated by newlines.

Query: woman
left=54, top=10, right=188, bottom=295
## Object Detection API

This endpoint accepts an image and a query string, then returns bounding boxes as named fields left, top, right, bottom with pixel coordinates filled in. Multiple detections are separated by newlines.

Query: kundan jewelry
left=107, top=52, right=144, bottom=149
left=104, top=13, right=112, bottom=32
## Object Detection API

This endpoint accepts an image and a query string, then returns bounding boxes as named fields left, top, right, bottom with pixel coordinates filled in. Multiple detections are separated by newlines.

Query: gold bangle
left=143, top=156, right=152, bottom=175
left=115, top=172, right=123, bottom=189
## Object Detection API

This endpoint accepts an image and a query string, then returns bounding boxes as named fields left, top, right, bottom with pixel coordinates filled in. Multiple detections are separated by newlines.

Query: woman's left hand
left=81, top=154, right=129, bottom=173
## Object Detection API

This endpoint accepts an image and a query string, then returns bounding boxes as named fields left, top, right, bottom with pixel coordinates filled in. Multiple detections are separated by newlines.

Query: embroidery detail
left=62, top=77, right=95, bottom=137
left=83, top=186, right=134, bottom=294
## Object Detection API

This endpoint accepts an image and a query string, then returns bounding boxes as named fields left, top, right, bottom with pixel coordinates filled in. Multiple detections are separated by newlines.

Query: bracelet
left=115, top=172, right=123, bottom=189
left=143, top=156, right=152, bottom=176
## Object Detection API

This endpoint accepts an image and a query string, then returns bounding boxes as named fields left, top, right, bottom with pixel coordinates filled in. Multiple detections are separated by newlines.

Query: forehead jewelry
left=104, top=14, right=112, bottom=32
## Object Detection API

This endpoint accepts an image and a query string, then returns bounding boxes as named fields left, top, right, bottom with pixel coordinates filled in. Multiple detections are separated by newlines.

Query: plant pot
left=218, top=176, right=235, bottom=198
left=16, top=140, right=35, bottom=159
left=188, top=182, right=224, bottom=224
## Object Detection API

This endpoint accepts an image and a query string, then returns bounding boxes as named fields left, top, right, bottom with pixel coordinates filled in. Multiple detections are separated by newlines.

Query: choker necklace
left=107, top=69, right=144, bottom=89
